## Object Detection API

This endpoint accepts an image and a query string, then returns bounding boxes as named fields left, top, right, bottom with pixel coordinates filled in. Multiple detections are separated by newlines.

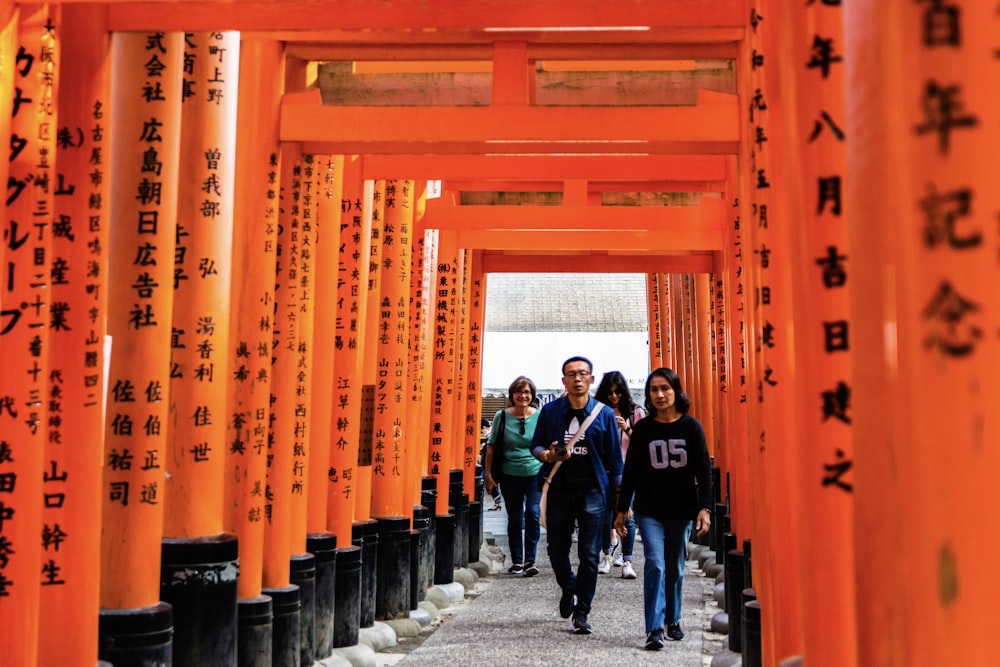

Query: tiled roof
left=484, top=273, right=648, bottom=332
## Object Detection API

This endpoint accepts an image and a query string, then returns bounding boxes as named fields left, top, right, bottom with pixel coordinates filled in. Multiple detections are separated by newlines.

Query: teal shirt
left=488, top=409, right=543, bottom=477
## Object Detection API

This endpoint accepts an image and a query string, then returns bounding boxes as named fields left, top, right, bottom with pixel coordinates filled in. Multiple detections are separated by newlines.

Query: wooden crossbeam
left=438, top=180, right=725, bottom=194
left=359, top=154, right=727, bottom=181
left=454, top=228, right=724, bottom=252
left=286, top=40, right=739, bottom=62
left=105, top=0, right=745, bottom=32
left=421, top=198, right=727, bottom=233
left=283, top=91, right=739, bottom=155
left=482, top=252, right=717, bottom=273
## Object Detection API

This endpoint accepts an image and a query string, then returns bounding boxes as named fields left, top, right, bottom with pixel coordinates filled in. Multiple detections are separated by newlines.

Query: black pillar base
left=237, top=595, right=272, bottom=667
left=409, top=526, right=420, bottom=610
left=467, top=499, right=482, bottom=563
left=411, top=505, right=431, bottom=608
left=433, top=513, right=455, bottom=585
left=743, top=593, right=762, bottom=667
left=743, top=538, right=753, bottom=589
left=290, top=553, right=316, bottom=667
left=262, top=584, right=301, bottom=667
left=306, top=532, right=337, bottom=661
left=725, top=550, right=747, bottom=652
left=352, top=519, right=379, bottom=628
left=449, top=469, right=470, bottom=567
left=98, top=601, right=173, bottom=667
left=160, top=533, right=238, bottom=667
left=333, top=545, right=362, bottom=648
left=374, top=516, right=411, bottom=620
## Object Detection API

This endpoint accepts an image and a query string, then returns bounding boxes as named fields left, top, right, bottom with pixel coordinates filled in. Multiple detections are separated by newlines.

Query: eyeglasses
left=515, top=389, right=533, bottom=395
left=564, top=371, right=591, bottom=380
left=518, top=418, right=526, bottom=436
left=608, top=389, right=622, bottom=396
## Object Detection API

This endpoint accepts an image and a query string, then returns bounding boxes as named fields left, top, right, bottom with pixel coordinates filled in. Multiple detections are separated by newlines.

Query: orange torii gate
left=5, top=2, right=996, bottom=666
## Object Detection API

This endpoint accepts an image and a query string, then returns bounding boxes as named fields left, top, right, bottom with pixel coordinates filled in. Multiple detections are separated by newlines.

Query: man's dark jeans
left=545, top=486, right=604, bottom=615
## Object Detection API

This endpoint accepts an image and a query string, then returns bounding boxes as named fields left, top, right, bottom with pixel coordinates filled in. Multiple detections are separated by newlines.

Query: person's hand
left=695, top=508, right=711, bottom=537
left=485, top=476, right=497, bottom=495
left=616, top=415, right=627, bottom=431
left=613, top=511, right=628, bottom=537
left=547, top=441, right=570, bottom=462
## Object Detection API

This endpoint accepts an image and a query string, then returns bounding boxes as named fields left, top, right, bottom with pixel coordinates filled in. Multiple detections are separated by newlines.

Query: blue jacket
left=531, top=395, right=623, bottom=507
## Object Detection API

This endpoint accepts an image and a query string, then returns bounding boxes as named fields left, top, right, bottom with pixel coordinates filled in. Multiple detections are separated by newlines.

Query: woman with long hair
left=614, top=367, right=712, bottom=650
left=484, top=375, right=543, bottom=576
left=594, top=370, right=644, bottom=579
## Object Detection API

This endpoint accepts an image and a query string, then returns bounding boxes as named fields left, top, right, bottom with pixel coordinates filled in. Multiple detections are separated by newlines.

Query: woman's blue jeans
left=499, top=473, right=541, bottom=564
left=603, top=503, right=636, bottom=559
left=635, top=514, right=692, bottom=632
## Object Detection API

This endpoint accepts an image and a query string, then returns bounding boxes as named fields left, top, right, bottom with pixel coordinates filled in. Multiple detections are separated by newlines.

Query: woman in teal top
left=484, top=375, right=543, bottom=576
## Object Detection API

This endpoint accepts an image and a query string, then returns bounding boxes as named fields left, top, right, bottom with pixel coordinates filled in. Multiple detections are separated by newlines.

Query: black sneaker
left=666, top=623, right=684, bottom=641
left=523, top=562, right=540, bottom=577
left=572, top=612, right=592, bottom=635
left=508, top=563, right=524, bottom=575
left=644, top=628, right=665, bottom=650
left=559, top=589, right=575, bottom=618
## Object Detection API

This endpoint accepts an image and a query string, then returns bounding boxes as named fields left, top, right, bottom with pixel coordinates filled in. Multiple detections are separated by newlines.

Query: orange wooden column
left=0, top=3, right=12, bottom=272
left=764, top=3, right=857, bottom=665
left=326, top=156, right=369, bottom=545
left=264, top=142, right=304, bottom=591
left=845, top=4, right=1000, bottom=664
left=0, top=8, right=55, bottom=666
left=41, top=8, right=108, bottom=665
left=737, top=11, right=776, bottom=663
left=370, top=178, right=414, bottom=518
left=225, top=38, right=282, bottom=604
left=463, top=250, right=487, bottom=499
left=102, top=27, right=182, bottom=606
left=160, top=30, right=240, bottom=664
left=168, top=30, right=237, bottom=532
left=747, top=2, right=807, bottom=660
left=369, top=178, right=415, bottom=620
left=658, top=273, right=674, bottom=371
left=695, top=273, right=717, bottom=455
left=288, top=152, right=319, bottom=557
left=682, top=275, right=701, bottom=419
left=405, top=200, right=432, bottom=511
left=646, top=273, right=663, bottom=369
left=450, top=249, right=468, bottom=487
left=455, top=249, right=474, bottom=495
left=165, top=29, right=237, bottom=540
left=307, top=154, right=343, bottom=535
left=357, top=179, right=385, bottom=523
left=671, top=274, right=688, bottom=387
left=722, top=161, right=752, bottom=544
left=427, top=231, right=459, bottom=517
left=99, top=30, right=182, bottom=664
left=408, top=228, right=436, bottom=505
left=303, top=154, right=343, bottom=659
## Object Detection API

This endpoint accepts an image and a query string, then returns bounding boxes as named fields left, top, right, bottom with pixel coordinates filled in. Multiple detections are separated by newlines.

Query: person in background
left=484, top=376, right=542, bottom=576
left=615, top=367, right=712, bottom=650
left=532, top=356, right=622, bottom=635
left=481, top=418, right=502, bottom=511
left=594, top=371, right=645, bottom=580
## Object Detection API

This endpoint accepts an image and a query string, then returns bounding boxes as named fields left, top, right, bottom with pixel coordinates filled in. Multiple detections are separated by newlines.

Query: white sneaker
left=612, top=552, right=624, bottom=567
left=621, top=561, right=637, bottom=579
left=598, top=553, right=612, bottom=574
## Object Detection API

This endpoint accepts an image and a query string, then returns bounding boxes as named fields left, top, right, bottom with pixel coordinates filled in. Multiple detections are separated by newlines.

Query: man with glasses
left=532, top=356, right=623, bottom=635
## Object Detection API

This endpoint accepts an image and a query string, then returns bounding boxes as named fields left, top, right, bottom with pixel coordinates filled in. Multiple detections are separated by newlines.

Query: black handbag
left=490, top=409, right=506, bottom=480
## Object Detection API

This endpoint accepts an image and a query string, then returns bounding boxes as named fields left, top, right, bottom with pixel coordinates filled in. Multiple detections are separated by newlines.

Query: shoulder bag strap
left=542, top=401, right=604, bottom=486
left=489, top=409, right=506, bottom=446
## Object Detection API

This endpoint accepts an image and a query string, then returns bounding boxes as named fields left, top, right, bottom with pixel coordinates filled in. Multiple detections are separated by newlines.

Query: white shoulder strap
left=543, top=401, right=605, bottom=485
